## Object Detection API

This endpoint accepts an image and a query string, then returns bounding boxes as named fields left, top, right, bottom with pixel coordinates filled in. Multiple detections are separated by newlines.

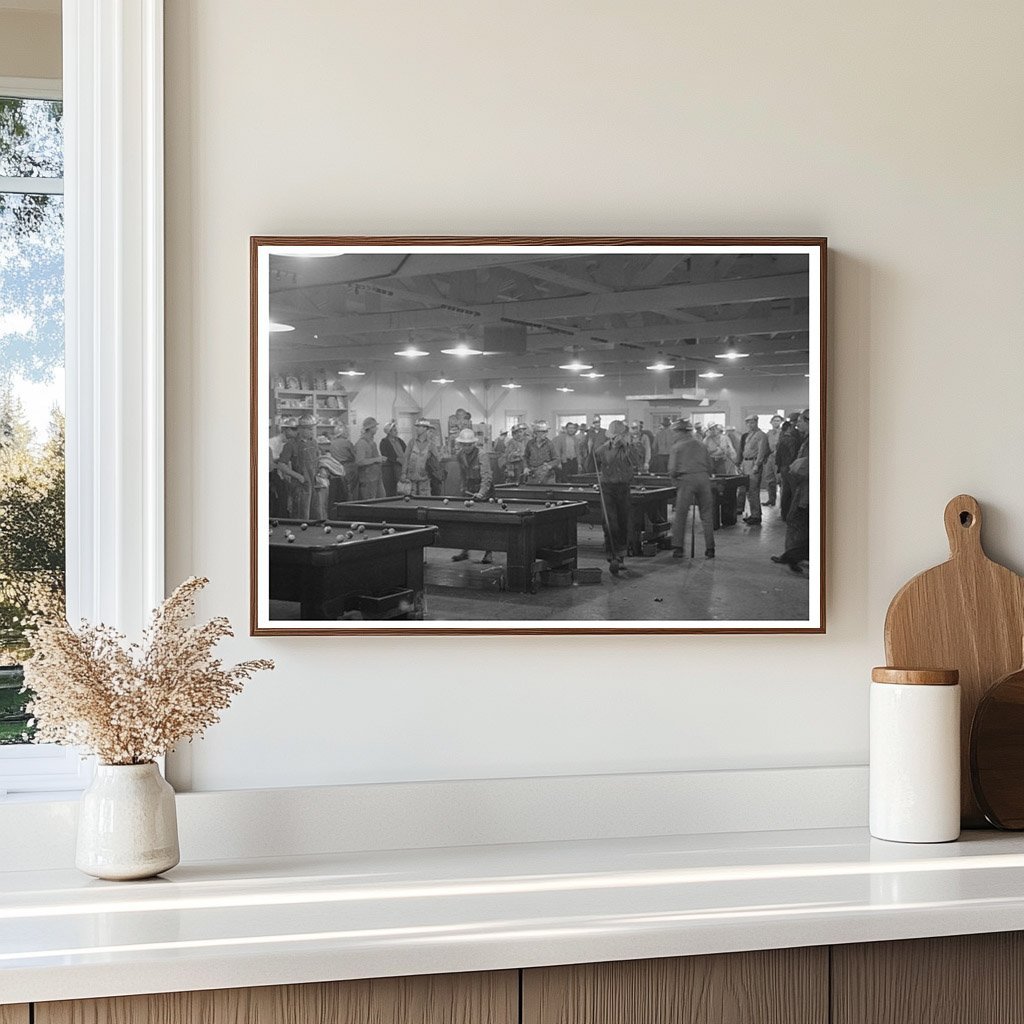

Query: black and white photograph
left=251, top=238, right=825, bottom=634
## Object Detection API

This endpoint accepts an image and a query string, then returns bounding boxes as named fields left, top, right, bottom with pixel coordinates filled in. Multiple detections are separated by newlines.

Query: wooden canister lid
left=871, top=667, right=960, bottom=686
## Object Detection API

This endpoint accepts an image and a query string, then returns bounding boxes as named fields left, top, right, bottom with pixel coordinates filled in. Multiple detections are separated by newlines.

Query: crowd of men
left=270, top=406, right=813, bottom=578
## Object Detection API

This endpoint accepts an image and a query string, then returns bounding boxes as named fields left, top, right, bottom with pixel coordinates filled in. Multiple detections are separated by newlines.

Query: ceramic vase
left=75, top=762, right=180, bottom=880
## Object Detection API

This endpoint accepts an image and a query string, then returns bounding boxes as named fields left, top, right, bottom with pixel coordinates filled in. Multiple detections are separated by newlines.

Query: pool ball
left=268, top=528, right=273, bottom=537
left=442, top=498, right=449, bottom=504
left=323, top=525, right=332, bottom=533
left=300, top=522, right=308, bottom=531
left=464, top=500, right=472, bottom=507
left=287, top=535, right=295, bottom=543
left=271, top=519, right=279, bottom=528
left=403, top=495, right=411, bottom=501
left=356, top=524, right=366, bottom=533
left=488, top=497, right=496, bottom=503
left=346, top=530, right=354, bottom=538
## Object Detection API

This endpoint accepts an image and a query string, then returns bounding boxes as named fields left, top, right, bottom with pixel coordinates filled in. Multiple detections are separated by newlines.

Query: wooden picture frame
left=251, top=237, right=827, bottom=635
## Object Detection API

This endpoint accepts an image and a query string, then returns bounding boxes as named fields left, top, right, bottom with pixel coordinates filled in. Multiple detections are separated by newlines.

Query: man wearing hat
left=594, top=420, right=644, bottom=574
left=278, top=415, right=320, bottom=519
left=268, top=418, right=293, bottom=518
left=354, top=416, right=385, bottom=500
left=400, top=418, right=438, bottom=497
left=329, top=423, right=357, bottom=504
left=379, top=420, right=406, bottom=497
left=651, top=416, right=675, bottom=474
left=629, top=421, right=652, bottom=474
left=451, top=428, right=494, bottom=564
left=668, top=419, right=716, bottom=558
left=500, top=422, right=528, bottom=483
left=739, top=414, right=769, bottom=525
left=762, top=414, right=784, bottom=508
left=704, top=422, right=737, bottom=475
left=524, top=421, right=557, bottom=484
left=582, top=415, right=608, bottom=472
left=552, top=422, right=579, bottom=482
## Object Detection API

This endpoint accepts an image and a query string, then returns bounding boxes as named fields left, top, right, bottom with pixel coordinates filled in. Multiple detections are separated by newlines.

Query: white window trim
left=0, top=2, right=165, bottom=797
left=0, top=76, right=62, bottom=100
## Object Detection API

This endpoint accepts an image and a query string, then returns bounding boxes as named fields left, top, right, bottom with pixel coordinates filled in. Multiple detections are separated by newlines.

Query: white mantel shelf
left=5, top=826, right=1024, bottom=1004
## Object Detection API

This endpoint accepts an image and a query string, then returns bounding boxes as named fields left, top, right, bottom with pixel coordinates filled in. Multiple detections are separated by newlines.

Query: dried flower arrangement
left=22, top=577, right=273, bottom=765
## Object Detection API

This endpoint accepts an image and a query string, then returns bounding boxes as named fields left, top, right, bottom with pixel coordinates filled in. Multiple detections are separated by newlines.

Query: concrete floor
left=424, top=504, right=809, bottom=623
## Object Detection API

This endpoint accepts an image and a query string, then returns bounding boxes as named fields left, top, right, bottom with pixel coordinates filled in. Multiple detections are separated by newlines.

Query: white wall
left=164, top=0, right=1024, bottom=791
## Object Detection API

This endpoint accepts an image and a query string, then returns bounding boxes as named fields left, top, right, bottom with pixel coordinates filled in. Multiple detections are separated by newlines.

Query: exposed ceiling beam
left=509, top=262, right=613, bottom=294
left=270, top=273, right=810, bottom=338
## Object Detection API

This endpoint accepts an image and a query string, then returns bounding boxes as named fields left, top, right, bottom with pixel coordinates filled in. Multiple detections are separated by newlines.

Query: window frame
left=0, top=0, right=165, bottom=799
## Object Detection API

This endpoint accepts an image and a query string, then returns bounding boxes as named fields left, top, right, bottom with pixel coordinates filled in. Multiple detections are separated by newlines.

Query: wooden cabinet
left=18, top=933, right=1024, bottom=1024
left=522, top=949, right=828, bottom=1024
left=273, top=387, right=348, bottom=435
left=35, top=971, right=517, bottom=1024
left=832, top=932, right=1024, bottom=1024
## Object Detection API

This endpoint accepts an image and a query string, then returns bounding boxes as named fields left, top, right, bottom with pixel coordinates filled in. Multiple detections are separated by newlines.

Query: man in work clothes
left=762, top=414, right=783, bottom=508
left=400, top=418, right=437, bottom=497
left=552, top=422, right=580, bottom=481
left=354, top=417, right=385, bottom=500
left=594, top=420, right=644, bottom=575
left=651, top=416, right=675, bottom=474
left=280, top=414, right=319, bottom=520
left=500, top=423, right=528, bottom=483
left=451, top=428, right=494, bottom=564
left=582, top=415, right=608, bottom=472
left=524, top=421, right=557, bottom=484
left=772, top=409, right=812, bottom=573
left=668, top=419, right=716, bottom=559
left=329, top=424, right=358, bottom=505
left=740, top=414, right=769, bottom=525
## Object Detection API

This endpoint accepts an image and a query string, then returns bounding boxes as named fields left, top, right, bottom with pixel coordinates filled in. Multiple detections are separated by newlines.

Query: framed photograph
left=251, top=237, right=826, bottom=635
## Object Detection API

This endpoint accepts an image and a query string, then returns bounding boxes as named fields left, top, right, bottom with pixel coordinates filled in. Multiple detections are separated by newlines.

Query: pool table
left=333, top=495, right=586, bottom=593
left=494, top=483, right=676, bottom=556
left=569, top=473, right=747, bottom=528
left=269, top=518, right=437, bottom=620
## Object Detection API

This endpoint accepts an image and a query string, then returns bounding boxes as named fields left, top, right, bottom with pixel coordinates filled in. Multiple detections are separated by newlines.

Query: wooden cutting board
left=884, top=494, right=1024, bottom=827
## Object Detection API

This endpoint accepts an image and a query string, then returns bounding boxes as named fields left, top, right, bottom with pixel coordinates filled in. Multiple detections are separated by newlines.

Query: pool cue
left=690, top=499, right=696, bottom=558
left=591, top=445, right=618, bottom=568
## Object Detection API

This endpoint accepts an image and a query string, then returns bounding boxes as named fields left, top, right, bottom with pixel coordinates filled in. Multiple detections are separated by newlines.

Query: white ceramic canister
left=76, top=762, right=181, bottom=880
left=870, top=667, right=961, bottom=843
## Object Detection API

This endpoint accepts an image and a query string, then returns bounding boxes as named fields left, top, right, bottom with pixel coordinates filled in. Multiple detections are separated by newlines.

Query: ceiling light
left=337, top=368, right=365, bottom=377
left=580, top=371, right=605, bottom=379
left=395, top=346, right=429, bottom=357
left=268, top=322, right=294, bottom=333
left=558, top=359, right=594, bottom=371
left=440, top=343, right=483, bottom=356
left=646, top=360, right=675, bottom=371
left=431, top=377, right=454, bottom=385
left=715, top=351, right=749, bottom=360
left=501, top=380, right=522, bottom=389
left=555, top=386, right=575, bottom=393
left=698, top=371, right=724, bottom=379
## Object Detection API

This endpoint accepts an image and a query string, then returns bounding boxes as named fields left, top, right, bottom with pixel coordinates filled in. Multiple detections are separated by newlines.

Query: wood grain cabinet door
left=35, top=971, right=518, bottom=1024
left=0, top=1007, right=30, bottom=1024
left=522, top=949, right=828, bottom=1024
left=832, top=933, right=1024, bottom=1024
